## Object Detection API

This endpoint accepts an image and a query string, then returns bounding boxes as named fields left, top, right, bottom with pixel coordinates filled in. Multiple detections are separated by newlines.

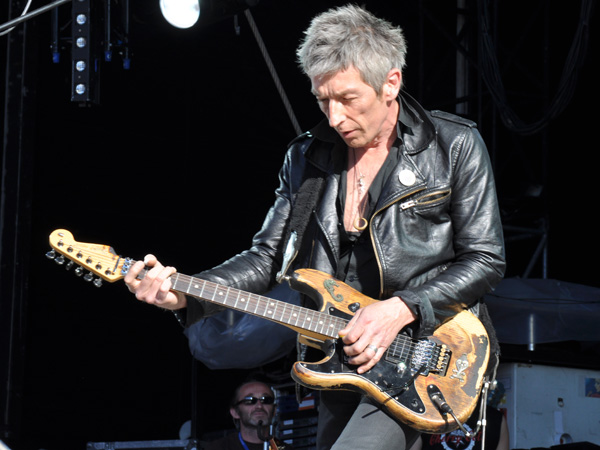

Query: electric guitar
left=47, top=229, right=490, bottom=434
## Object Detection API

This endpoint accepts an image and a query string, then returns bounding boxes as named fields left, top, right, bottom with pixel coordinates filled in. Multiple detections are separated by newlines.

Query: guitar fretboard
left=171, top=272, right=344, bottom=340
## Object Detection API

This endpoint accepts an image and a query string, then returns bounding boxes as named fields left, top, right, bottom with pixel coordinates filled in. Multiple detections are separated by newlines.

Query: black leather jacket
left=187, top=93, right=506, bottom=337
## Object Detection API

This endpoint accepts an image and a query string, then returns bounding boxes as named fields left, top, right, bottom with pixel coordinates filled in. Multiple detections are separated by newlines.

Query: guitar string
left=173, top=272, right=428, bottom=359
left=67, top=251, right=428, bottom=356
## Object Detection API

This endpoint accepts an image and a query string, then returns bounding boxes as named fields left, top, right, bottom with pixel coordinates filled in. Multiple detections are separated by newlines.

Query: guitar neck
left=140, top=268, right=345, bottom=341
left=46, top=226, right=436, bottom=373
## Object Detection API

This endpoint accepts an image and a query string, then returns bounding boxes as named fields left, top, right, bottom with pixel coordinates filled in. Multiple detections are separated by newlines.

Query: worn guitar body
left=48, top=229, right=490, bottom=434
left=288, top=269, right=490, bottom=434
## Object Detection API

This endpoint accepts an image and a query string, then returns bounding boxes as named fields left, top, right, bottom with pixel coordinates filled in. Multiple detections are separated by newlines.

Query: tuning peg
left=55, top=255, right=65, bottom=265
left=74, top=266, right=84, bottom=277
left=93, top=278, right=103, bottom=288
left=121, top=258, right=133, bottom=275
left=83, top=272, right=94, bottom=282
left=46, top=249, right=56, bottom=260
left=65, top=261, right=74, bottom=270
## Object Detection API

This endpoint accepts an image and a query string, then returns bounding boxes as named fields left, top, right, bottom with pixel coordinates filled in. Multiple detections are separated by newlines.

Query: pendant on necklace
left=357, top=174, right=365, bottom=194
left=354, top=217, right=368, bottom=231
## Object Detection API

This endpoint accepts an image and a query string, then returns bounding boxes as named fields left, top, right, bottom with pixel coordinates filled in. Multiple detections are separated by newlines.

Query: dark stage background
left=1, top=1, right=599, bottom=449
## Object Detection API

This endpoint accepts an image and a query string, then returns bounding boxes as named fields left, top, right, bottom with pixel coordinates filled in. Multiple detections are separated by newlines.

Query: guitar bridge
left=410, top=341, right=451, bottom=376
left=384, top=338, right=451, bottom=381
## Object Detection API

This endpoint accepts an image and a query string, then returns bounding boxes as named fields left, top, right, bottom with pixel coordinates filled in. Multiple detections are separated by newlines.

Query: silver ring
left=367, top=344, right=379, bottom=354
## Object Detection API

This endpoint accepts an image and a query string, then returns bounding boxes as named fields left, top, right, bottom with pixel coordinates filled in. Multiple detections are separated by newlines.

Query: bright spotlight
left=159, top=0, right=200, bottom=29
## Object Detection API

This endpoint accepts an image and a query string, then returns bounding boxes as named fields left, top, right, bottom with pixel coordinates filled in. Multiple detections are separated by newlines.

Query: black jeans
left=316, top=390, right=420, bottom=450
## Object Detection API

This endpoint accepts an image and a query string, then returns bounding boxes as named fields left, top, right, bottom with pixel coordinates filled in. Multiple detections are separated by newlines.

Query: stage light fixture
left=71, top=0, right=98, bottom=103
left=159, top=0, right=200, bottom=29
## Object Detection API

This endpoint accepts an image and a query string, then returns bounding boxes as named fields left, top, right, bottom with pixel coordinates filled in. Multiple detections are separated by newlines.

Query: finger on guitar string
left=123, top=254, right=180, bottom=308
left=124, top=259, right=146, bottom=292
left=338, top=308, right=365, bottom=345
left=139, top=264, right=177, bottom=305
left=344, top=342, right=385, bottom=374
left=342, top=334, right=382, bottom=369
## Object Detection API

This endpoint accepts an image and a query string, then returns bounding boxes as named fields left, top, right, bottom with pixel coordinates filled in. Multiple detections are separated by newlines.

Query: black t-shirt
left=336, top=139, right=402, bottom=299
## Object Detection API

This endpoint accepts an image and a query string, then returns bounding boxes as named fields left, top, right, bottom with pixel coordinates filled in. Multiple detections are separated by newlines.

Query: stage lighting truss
left=64, top=0, right=131, bottom=104
left=70, top=0, right=97, bottom=103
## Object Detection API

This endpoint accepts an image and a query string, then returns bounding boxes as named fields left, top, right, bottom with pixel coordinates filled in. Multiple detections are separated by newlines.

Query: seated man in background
left=203, top=377, right=292, bottom=450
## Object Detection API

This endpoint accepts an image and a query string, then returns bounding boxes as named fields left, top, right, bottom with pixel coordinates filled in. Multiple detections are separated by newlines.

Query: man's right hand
left=124, top=254, right=187, bottom=310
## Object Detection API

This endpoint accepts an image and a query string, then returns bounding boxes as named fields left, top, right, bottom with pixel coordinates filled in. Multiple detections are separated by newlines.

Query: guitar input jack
left=427, top=384, right=473, bottom=438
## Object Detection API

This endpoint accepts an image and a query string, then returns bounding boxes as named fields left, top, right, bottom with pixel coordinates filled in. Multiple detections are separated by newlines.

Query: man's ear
left=385, top=68, right=402, bottom=99
left=230, top=407, right=240, bottom=420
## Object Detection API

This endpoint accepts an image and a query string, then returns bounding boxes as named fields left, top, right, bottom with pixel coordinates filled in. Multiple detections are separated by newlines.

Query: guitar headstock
left=47, top=229, right=133, bottom=287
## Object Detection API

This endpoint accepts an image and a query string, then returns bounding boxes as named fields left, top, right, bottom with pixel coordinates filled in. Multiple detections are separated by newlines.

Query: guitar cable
left=428, top=359, right=499, bottom=445
left=428, top=384, right=474, bottom=438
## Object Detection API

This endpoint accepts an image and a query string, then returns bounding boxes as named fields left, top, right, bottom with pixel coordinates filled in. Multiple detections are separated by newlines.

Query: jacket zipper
left=400, top=189, right=451, bottom=210
left=369, top=186, right=426, bottom=298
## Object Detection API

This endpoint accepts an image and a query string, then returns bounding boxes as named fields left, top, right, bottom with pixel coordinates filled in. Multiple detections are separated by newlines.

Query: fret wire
left=237, top=289, right=248, bottom=310
left=258, top=294, right=268, bottom=316
left=222, top=286, right=232, bottom=308
left=251, top=293, right=262, bottom=314
left=171, top=272, right=180, bottom=291
left=266, top=299, right=276, bottom=320
left=261, top=296, right=271, bottom=318
left=184, top=274, right=193, bottom=295
left=315, top=311, right=325, bottom=335
left=199, top=279, right=207, bottom=300
left=297, top=307, right=307, bottom=330
left=233, top=288, right=242, bottom=310
left=308, top=312, right=318, bottom=331
left=302, top=308, right=313, bottom=331
left=246, top=293, right=257, bottom=313
left=277, top=300, right=286, bottom=322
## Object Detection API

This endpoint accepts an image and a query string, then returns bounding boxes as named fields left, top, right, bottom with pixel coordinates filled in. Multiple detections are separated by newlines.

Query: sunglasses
left=235, top=396, right=275, bottom=406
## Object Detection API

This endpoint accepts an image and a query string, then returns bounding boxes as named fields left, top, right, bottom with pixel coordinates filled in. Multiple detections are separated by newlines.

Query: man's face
left=230, top=382, right=275, bottom=429
left=311, top=65, right=401, bottom=149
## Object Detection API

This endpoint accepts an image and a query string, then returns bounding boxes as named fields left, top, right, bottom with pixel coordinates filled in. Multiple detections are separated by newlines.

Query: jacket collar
left=304, top=91, right=436, bottom=169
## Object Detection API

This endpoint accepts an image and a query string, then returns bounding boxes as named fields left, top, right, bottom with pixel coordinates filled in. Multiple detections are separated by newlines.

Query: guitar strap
left=277, top=144, right=327, bottom=283
left=274, top=139, right=330, bottom=406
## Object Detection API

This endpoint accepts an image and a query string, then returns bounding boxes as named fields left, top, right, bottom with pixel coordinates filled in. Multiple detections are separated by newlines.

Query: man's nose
left=328, top=101, right=345, bottom=128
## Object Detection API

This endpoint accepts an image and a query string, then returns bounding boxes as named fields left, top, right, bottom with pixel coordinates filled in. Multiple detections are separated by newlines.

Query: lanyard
left=238, top=433, right=272, bottom=450
left=238, top=433, right=251, bottom=450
